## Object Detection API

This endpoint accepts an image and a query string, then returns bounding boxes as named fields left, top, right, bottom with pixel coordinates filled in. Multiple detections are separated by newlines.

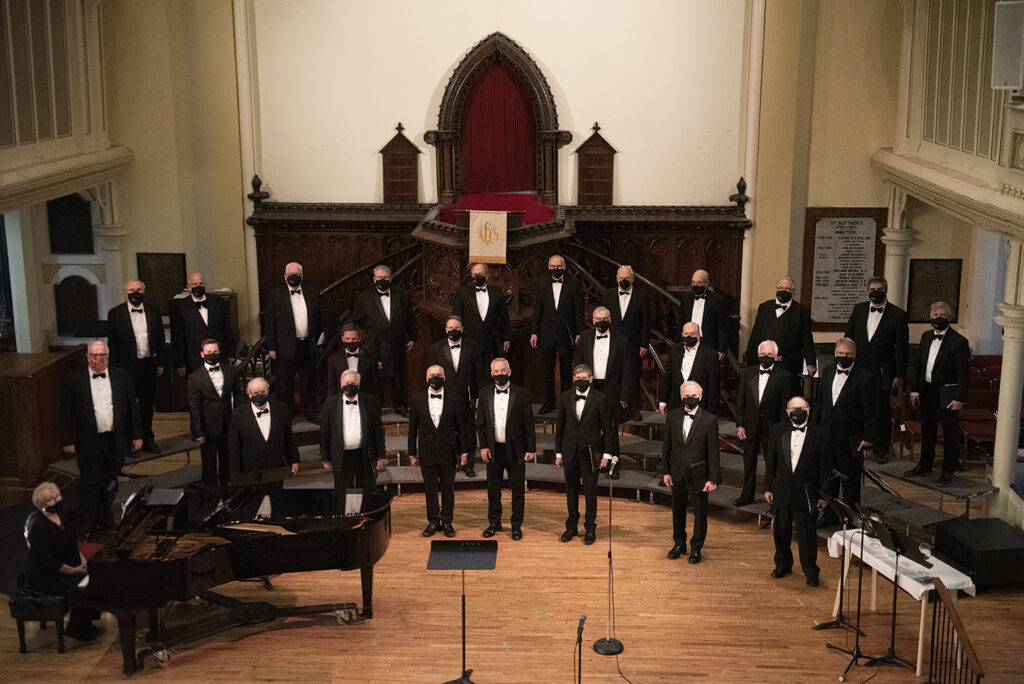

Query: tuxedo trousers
left=118, top=356, right=158, bottom=442
left=919, top=383, right=961, bottom=476
left=486, top=443, right=525, bottom=527
left=671, top=478, right=709, bottom=552
left=200, top=430, right=230, bottom=487
left=420, top=460, right=455, bottom=524
left=331, top=448, right=376, bottom=516
left=772, top=500, right=819, bottom=579
left=739, top=426, right=769, bottom=502
left=541, top=339, right=573, bottom=405
left=563, top=454, right=599, bottom=531
left=76, top=433, right=121, bottom=537
left=274, top=339, right=316, bottom=413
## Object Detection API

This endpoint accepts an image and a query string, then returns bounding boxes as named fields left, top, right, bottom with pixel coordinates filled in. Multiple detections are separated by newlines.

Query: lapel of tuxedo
left=261, top=407, right=274, bottom=444
left=750, top=369, right=761, bottom=408
left=682, top=409, right=698, bottom=446
left=484, top=286, right=498, bottom=323
left=372, top=290, right=389, bottom=327
left=834, top=367, right=856, bottom=406
left=441, top=342, right=454, bottom=373
left=185, top=299, right=209, bottom=332
left=781, top=427, right=793, bottom=472
left=933, top=331, right=951, bottom=369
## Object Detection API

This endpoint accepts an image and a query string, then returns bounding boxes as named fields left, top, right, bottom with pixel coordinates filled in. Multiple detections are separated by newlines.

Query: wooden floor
left=3, top=415, right=1023, bottom=682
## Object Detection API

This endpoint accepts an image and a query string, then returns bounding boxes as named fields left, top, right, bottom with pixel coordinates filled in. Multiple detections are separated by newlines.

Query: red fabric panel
left=460, top=63, right=536, bottom=193
left=438, top=192, right=553, bottom=225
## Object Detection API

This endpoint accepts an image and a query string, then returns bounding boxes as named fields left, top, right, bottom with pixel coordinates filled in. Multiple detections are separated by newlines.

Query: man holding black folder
left=905, top=302, right=970, bottom=487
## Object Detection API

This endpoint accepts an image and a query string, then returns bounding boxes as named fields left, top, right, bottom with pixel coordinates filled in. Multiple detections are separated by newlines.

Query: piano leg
left=147, top=606, right=163, bottom=643
left=116, top=612, right=141, bottom=676
left=360, top=566, right=373, bottom=619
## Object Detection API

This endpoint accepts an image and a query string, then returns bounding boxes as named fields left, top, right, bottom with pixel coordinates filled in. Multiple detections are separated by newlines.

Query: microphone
left=577, top=614, right=587, bottom=638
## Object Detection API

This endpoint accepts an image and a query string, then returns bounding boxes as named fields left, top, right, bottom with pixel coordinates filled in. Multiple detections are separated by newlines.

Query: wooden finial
left=396, top=122, right=405, bottom=134
left=592, top=122, right=601, bottom=133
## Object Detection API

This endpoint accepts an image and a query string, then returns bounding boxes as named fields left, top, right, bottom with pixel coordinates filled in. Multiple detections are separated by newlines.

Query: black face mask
left=341, top=384, right=359, bottom=398
left=43, top=501, right=64, bottom=515
left=594, top=321, right=610, bottom=333
left=618, top=279, right=631, bottom=290
left=868, top=290, right=886, bottom=304
left=427, top=376, right=445, bottom=390
left=682, top=396, right=700, bottom=410
left=191, top=285, right=206, bottom=298
left=691, top=285, right=707, bottom=297
left=375, top=279, right=390, bottom=292
left=776, top=290, right=792, bottom=304
left=758, top=355, right=774, bottom=369
left=835, top=356, right=854, bottom=369
left=931, top=317, right=950, bottom=331
left=574, top=379, right=591, bottom=392
left=789, top=408, right=808, bottom=425
left=472, top=274, right=486, bottom=286
left=550, top=268, right=565, bottom=280
left=681, top=336, right=698, bottom=347
left=492, top=373, right=510, bottom=387
left=250, top=393, right=269, bottom=406
left=344, top=341, right=360, bottom=352
left=286, top=275, right=302, bottom=288
left=204, top=352, right=221, bottom=365
left=447, top=329, right=463, bottom=341
left=127, top=292, right=144, bottom=306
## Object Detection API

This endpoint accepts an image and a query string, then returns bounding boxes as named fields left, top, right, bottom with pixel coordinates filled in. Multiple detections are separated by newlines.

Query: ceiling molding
left=0, top=146, right=133, bottom=214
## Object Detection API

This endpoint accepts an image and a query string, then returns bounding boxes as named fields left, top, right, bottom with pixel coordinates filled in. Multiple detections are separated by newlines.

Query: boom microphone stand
left=593, top=466, right=624, bottom=657
left=863, top=520, right=916, bottom=672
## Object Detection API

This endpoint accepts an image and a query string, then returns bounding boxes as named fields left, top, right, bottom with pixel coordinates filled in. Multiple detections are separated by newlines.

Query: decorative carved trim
left=1000, top=182, right=1024, bottom=201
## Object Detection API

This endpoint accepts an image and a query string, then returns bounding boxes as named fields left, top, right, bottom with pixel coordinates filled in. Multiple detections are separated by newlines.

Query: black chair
left=9, top=512, right=69, bottom=654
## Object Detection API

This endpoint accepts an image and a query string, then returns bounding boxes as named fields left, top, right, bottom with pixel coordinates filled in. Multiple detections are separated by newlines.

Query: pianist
left=228, top=377, right=300, bottom=485
left=24, top=482, right=99, bottom=641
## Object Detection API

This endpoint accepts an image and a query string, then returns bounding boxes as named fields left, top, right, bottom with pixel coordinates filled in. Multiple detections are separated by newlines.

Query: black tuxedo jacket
left=764, top=422, right=832, bottom=513
left=659, top=407, right=721, bottom=491
left=573, top=329, right=629, bottom=404
left=59, top=367, right=143, bottom=460
left=429, top=338, right=485, bottom=403
left=170, top=295, right=235, bottom=372
left=744, top=300, right=815, bottom=376
left=659, top=342, right=720, bottom=413
left=845, top=302, right=909, bottom=381
left=913, top=328, right=970, bottom=402
left=814, top=363, right=879, bottom=450
left=228, top=399, right=299, bottom=480
left=735, top=365, right=793, bottom=435
left=677, top=290, right=728, bottom=353
left=354, top=286, right=417, bottom=346
left=476, top=384, right=536, bottom=460
left=107, top=303, right=167, bottom=369
left=186, top=364, right=243, bottom=440
left=601, top=286, right=650, bottom=349
left=531, top=274, right=586, bottom=346
left=264, top=285, right=323, bottom=360
left=555, top=388, right=618, bottom=463
left=320, top=393, right=386, bottom=467
left=326, top=347, right=381, bottom=399
left=407, top=390, right=470, bottom=467
left=452, top=283, right=511, bottom=356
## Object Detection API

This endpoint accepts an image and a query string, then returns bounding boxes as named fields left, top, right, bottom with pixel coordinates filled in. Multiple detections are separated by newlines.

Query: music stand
left=428, top=540, right=498, bottom=684
left=825, top=504, right=879, bottom=682
left=813, top=496, right=863, bottom=636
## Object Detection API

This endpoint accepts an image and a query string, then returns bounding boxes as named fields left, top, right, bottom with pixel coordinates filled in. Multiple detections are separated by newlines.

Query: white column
left=3, top=209, right=47, bottom=352
left=991, top=238, right=1024, bottom=521
left=94, top=224, right=127, bottom=313
left=880, top=185, right=915, bottom=307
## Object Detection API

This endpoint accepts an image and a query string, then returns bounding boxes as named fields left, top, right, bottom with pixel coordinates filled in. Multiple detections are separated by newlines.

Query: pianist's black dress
left=25, top=512, right=97, bottom=636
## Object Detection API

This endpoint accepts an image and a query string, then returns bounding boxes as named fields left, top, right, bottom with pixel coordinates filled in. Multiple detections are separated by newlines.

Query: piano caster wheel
left=336, top=608, right=357, bottom=625
left=154, top=649, right=171, bottom=668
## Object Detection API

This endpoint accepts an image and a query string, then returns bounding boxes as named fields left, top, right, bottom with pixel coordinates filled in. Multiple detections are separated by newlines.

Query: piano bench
left=9, top=586, right=68, bottom=654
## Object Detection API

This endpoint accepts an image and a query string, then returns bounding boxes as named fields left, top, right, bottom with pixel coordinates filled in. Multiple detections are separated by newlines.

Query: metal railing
left=927, top=577, right=985, bottom=683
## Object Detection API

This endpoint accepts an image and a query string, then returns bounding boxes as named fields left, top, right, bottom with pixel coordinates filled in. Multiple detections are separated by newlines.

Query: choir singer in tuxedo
left=187, top=339, right=243, bottom=486
left=531, top=254, right=586, bottom=414
left=408, top=365, right=470, bottom=537
left=601, top=265, right=650, bottom=420
left=60, top=341, right=143, bottom=538
left=765, top=396, right=831, bottom=586
left=845, top=277, right=909, bottom=463
left=676, top=269, right=728, bottom=360
left=477, top=358, right=536, bottom=540
left=354, top=265, right=417, bottom=417
left=320, top=369, right=387, bottom=515
left=661, top=381, right=720, bottom=564
left=659, top=321, right=720, bottom=415
left=906, top=302, right=970, bottom=487
left=228, top=377, right=299, bottom=485
left=573, top=306, right=629, bottom=418
left=264, top=262, right=323, bottom=422
left=744, top=276, right=816, bottom=389
left=452, top=262, right=511, bottom=368
left=171, top=272, right=235, bottom=375
left=107, top=279, right=166, bottom=454
left=733, top=340, right=793, bottom=506
left=428, top=315, right=484, bottom=476
left=555, top=364, right=619, bottom=545
left=326, top=324, right=382, bottom=399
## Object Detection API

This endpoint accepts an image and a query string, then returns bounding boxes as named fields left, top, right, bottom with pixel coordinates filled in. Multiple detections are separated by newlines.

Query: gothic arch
left=426, top=32, right=571, bottom=206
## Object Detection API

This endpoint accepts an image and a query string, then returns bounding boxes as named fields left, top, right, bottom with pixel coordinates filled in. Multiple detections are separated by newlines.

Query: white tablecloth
left=828, top=529, right=976, bottom=600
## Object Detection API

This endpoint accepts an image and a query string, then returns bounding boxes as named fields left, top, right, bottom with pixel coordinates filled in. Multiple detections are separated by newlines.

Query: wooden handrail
left=931, top=577, right=985, bottom=677
left=567, top=239, right=680, bottom=306
left=319, top=243, right=419, bottom=298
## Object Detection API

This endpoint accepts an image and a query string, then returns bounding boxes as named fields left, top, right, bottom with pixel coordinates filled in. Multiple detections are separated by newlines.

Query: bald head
left=247, top=378, right=270, bottom=406
left=691, top=270, right=709, bottom=287
left=87, top=341, right=109, bottom=374
left=284, top=262, right=303, bottom=288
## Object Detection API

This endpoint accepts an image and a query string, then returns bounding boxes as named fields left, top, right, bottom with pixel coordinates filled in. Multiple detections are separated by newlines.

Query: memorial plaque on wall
left=801, top=207, right=886, bottom=331
left=136, top=253, right=186, bottom=317
left=907, top=259, right=961, bottom=323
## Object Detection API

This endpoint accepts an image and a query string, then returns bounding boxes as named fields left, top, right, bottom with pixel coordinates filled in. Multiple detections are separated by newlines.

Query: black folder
left=940, top=384, right=961, bottom=409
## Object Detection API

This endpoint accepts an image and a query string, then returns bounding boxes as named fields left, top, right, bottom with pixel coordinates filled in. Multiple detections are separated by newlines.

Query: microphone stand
left=825, top=506, right=877, bottom=682
left=577, top=614, right=585, bottom=684
left=864, top=523, right=914, bottom=672
left=593, top=470, right=624, bottom=657
left=813, top=479, right=863, bottom=636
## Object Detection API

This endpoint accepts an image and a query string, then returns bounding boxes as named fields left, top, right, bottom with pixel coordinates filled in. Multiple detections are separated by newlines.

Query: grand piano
left=70, top=484, right=391, bottom=675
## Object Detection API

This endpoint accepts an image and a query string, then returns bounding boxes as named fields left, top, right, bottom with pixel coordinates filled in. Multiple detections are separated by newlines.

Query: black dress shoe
left=442, top=522, right=455, bottom=537
left=937, top=474, right=952, bottom=487
left=688, top=550, right=702, bottom=564
left=143, top=441, right=162, bottom=454
left=482, top=524, right=502, bottom=538
left=732, top=497, right=753, bottom=507
left=422, top=523, right=439, bottom=537
left=464, top=467, right=477, bottom=478
left=560, top=529, right=578, bottom=543
left=806, top=575, right=820, bottom=587
left=511, top=528, right=523, bottom=541
left=770, top=568, right=791, bottom=579
left=874, top=452, right=889, bottom=464
left=904, top=466, right=932, bottom=477
left=667, top=544, right=683, bottom=560
left=583, top=530, right=596, bottom=545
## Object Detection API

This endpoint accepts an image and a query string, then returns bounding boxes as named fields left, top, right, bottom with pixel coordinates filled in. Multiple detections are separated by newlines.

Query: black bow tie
left=870, top=306, right=884, bottom=313
left=345, top=400, right=358, bottom=405
left=346, top=351, right=360, bottom=357
left=256, top=408, right=269, bottom=417
left=933, top=334, right=944, bottom=341
left=291, top=289, right=302, bottom=295
left=837, top=369, right=849, bottom=375
left=130, top=308, right=143, bottom=314
left=576, top=394, right=587, bottom=401
left=693, top=294, right=706, bottom=300
left=206, top=365, right=220, bottom=373
left=476, top=287, right=487, bottom=292
left=619, top=290, right=629, bottom=296
left=195, top=300, right=207, bottom=309
left=793, top=426, right=806, bottom=433
left=379, top=291, right=389, bottom=297
left=759, top=369, right=772, bottom=375
left=495, top=388, right=508, bottom=394
left=92, top=372, right=106, bottom=379
left=596, top=334, right=608, bottom=339
left=450, top=344, right=461, bottom=349
left=430, top=393, right=443, bottom=400
left=776, top=304, right=788, bottom=311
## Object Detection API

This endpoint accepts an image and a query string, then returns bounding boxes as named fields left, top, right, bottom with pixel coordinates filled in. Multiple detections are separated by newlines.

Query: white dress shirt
left=207, top=363, right=224, bottom=397
left=551, top=280, right=562, bottom=309
left=681, top=342, right=698, bottom=380
left=790, top=423, right=807, bottom=471
left=90, top=371, right=114, bottom=433
left=289, top=289, right=309, bottom=338
left=192, top=296, right=209, bottom=325
left=345, top=351, right=360, bottom=371
left=775, top=299, right=790, bottom=318
left=379, top=290, right=391, bottom=322
left=866, top=302, right=885, bottom=341
left=129, top=305, right=150, bottom=359
left=428, top=390, right=444, bottom=427
left=493, top=385, right=510, bottom=443
left=832, top=363, right=852, bottom=404
left=449, top=343, right=461, bottom=372
left=475, top=287, right=489, bottom=321
left=925, top=333, right=944, bottom=383
left=758, top=365, right=773, bottom=401
left=592, top=332, right=610, bottom=379
left=683, top=407, right=697, bottom=439
left=342, top=396, right=362, bottom=450
left=690, top=297, right=706, bottom=328
left=618, top=289, right=631, bottom=319
left=252, top=403, right=271, bottom=441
